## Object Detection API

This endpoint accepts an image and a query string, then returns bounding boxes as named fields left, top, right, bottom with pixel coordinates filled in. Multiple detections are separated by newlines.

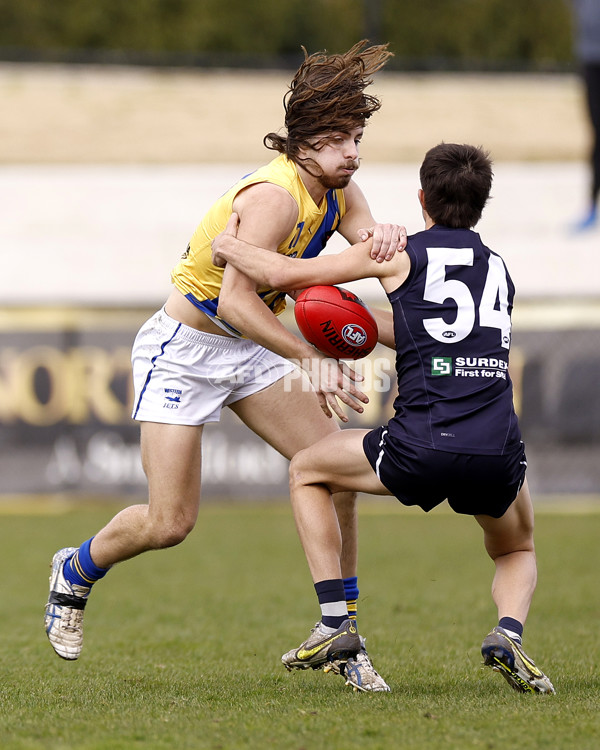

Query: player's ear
left=418, top=189, right=432, bottom=224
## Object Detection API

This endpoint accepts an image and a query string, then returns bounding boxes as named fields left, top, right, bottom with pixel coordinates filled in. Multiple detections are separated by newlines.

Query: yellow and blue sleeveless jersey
left=171, top=154, right=346, bottom=335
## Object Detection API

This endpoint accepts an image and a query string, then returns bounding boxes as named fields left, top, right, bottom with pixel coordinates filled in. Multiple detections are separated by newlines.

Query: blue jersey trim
left=183, top=293, right=242, bottom=335
left=184, top=291, right=286, bottom=337
left=302, top=190, right=341, bottom=258
left=187, top=294, right=219, bottom=318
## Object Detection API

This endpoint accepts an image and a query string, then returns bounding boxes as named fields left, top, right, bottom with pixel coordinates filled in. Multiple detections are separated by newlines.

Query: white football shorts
left=131, top=307, right=296, bottom=425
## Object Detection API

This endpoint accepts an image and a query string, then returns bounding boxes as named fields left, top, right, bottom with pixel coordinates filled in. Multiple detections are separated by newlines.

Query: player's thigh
left=291, top=429, right=391, bottom=496
left=140, top=421, right=204, bottom=521
left=475, top=478, right=535, bottom=558
left=228, top=374, right=341, bottom=459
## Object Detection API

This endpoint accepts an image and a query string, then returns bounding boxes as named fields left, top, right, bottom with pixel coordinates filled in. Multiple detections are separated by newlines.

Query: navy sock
left=314, top=579, right=348, bottom=630
left=499, top=616, right=523, bottom=643
left=64, top=537, right=109, bottom=588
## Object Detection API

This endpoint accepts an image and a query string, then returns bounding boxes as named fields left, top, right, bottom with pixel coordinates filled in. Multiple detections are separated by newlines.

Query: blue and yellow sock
left=343, top=576, right=359, bottom=623
left=63, top=537, right=110, bottom=588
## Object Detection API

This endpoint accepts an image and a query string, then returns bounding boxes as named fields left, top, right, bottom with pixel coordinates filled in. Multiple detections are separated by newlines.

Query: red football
left=294, top=285, right=378, bottom=360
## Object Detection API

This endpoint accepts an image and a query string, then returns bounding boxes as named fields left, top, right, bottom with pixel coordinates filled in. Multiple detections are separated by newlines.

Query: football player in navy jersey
left=212, top=142, right=555, bottom=694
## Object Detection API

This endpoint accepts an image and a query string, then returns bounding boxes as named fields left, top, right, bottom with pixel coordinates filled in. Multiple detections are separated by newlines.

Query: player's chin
left=325, top=172, right=354, bottom=189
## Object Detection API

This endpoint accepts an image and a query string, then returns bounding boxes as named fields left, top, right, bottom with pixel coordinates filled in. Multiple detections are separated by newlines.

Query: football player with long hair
left=45, top=41, right=406, bottom=693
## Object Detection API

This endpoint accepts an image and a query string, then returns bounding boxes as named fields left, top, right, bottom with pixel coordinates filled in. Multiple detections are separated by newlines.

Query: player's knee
left=150, top=516, right=196, bottom=549
left=155, top=526, right=191, bottom=549
left=514, top=510, right=535, bottom=549
left=288, top=462, right=302, bottom=493
left=289, top=450, right=311, bottom=492
left=486, top=529, right=535, bottom=560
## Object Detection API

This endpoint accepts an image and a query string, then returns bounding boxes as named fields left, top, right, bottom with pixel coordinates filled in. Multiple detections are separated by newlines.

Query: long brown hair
left=264, top=40, right=393, bottom=168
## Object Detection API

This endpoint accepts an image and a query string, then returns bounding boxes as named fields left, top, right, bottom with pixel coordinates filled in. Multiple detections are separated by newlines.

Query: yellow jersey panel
left=171, top=154, right=346, bottom=335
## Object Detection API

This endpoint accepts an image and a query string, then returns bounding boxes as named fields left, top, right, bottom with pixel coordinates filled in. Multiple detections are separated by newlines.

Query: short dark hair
left=419, top=143, right=493, bottom=228
left=264, top=40, right=392, bottom=165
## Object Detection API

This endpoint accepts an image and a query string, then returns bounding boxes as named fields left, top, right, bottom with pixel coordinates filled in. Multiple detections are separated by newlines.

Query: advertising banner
left=0, top=305, right=599, bottom=499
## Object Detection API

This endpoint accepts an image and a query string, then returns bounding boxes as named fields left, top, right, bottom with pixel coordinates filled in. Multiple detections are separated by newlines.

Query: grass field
left=1, top=501, right=599, bottom=749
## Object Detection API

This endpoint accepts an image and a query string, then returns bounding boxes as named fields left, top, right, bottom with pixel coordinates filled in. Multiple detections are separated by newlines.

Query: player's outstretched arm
left=213, top=213, right=393, bottom=291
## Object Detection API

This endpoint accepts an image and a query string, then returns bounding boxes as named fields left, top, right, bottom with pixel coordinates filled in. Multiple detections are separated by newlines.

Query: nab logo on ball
left=294, top=285, right=378, bottom=360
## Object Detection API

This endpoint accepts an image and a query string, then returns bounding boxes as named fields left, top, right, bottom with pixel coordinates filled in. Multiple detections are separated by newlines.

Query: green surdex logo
left=431, top=357, right=452, bottom=376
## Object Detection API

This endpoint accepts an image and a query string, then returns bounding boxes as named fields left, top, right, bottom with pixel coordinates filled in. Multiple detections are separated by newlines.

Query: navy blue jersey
left=386, top=225, right=521, bottom=455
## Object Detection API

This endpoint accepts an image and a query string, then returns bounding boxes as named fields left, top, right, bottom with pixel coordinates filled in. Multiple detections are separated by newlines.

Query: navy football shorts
left=363, top=427, right=527, bottom=519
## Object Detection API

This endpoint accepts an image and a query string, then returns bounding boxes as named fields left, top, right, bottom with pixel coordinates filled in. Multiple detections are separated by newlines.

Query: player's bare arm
left=214, top=213, right=410, bottom=292
left=216, top=186, right=369, bottom=422
left=213, top=214, right=408, bottom=352
left=339, top=179, right=408, bottom=262
left=217, top=182, right=315, bottom=357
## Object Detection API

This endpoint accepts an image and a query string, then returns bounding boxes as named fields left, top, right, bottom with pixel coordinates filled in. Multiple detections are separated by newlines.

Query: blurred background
left=1, top=0, right=598, bottom=503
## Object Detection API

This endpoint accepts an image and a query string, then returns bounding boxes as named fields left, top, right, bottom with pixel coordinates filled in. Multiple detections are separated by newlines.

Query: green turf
left=0, top=501, right=599, bottom=749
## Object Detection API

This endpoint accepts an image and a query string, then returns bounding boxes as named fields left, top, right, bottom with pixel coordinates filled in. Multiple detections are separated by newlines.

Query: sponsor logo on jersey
left=455, top=357, right=508, bottom=369
left=431, top=356, right=509, bottom=379
left=431, top=357, right=453, bottom=376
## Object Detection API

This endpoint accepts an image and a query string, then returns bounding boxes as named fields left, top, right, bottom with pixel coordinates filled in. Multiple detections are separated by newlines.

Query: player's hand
left=303, top=356, right=368, bottom=422
left=211, top=212, right=240, bottom=267
left=357, top=223, right=407, bottom=262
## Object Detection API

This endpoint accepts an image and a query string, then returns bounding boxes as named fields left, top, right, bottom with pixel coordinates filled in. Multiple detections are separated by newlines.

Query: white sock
left=502, top=628, right=522, bottom=644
